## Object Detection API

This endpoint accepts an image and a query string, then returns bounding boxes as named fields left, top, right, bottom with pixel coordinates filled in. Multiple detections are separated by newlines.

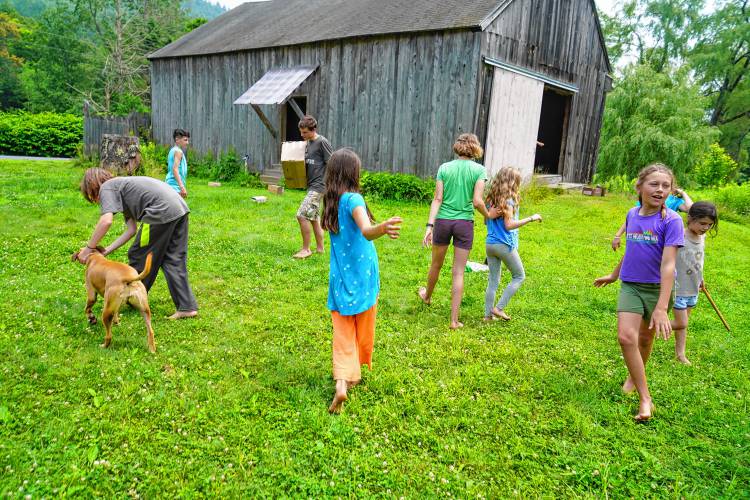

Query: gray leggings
left=485, top=243, right=525, bottom=316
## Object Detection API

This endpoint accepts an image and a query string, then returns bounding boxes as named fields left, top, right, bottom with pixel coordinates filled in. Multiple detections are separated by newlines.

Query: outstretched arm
left=104, top=217, right=138, bottom=255
left=504, top=213, right=542, bottom=230
left=352, top=206, right=401, bottom=241
left=77, top=212, right=114, bottom=263
left=594, top=256, right=624, bottom=287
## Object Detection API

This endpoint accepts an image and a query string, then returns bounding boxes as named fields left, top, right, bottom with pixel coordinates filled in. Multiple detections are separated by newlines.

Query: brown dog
left=72, top=249, right=156, bottom=353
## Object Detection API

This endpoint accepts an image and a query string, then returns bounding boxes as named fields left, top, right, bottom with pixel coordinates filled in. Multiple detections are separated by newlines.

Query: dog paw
left=88, top=317, right=97, bottom=325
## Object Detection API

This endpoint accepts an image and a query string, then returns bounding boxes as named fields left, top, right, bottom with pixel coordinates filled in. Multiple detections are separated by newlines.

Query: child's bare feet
left=491, top=307, right=511, bottom=321
left=676, top=355, right=692, bottom=365
left=328, top=379, right=348, bottom=414
left=634, top=399, right=655, bottom=422
left=417, top=287, right=431, bottom=305
left=316, top=247, right=325, bottom=254
left=450, top=321, right=464, bottom=330
left=293, top=249, right=313, bottom=259
left=483, top=316, right=499, bottom=322
left=168, top=310, right=198, bottom=320
left=621, top=377, right=636, bottom=394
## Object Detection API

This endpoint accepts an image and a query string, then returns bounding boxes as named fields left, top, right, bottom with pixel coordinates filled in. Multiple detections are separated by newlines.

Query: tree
left=597, top=64, right=719, bottom=182
left=0, top=8, right=25, bottom=109
left=689, top=0, right=750, bottom=169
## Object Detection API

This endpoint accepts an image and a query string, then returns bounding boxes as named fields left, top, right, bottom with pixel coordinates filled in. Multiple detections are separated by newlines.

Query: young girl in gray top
left=672, top=201, right=718, bottom=365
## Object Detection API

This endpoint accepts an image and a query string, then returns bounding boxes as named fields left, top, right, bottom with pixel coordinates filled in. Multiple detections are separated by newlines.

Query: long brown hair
left=80, top=167, right=113, bottom=203
left=322, top=148, right=374, bottom=234
left=486, top=166, right=521, bottom=220
left=636, top=163, right=674, bottom=219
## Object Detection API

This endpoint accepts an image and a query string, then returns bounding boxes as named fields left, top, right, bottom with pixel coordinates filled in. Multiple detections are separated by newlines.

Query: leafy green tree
left=692, top=143, right=739, bottom=187
left=597, top=64, right=719, bottom=182
left=0, top=7, right=25, bottom=109
left=689, top=0, right=749, bottom=170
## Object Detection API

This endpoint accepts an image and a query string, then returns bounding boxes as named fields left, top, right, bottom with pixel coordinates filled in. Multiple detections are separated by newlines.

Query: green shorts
left=617, top=281, right=674, bottom=322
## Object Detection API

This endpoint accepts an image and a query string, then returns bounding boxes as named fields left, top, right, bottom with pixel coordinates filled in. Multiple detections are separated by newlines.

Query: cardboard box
left=268, top=184, right=284, bottom=195
left=281, top=141, right=307, bottom=189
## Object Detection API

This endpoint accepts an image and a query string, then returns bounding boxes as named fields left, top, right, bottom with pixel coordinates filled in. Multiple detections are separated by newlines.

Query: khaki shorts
left=617, top=281, right=674, bottom=322
left=296, top=190, right=323, bottom=221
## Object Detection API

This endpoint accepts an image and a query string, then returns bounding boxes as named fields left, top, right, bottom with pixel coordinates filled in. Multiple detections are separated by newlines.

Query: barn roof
left=149, top=0, right=609, bottom=70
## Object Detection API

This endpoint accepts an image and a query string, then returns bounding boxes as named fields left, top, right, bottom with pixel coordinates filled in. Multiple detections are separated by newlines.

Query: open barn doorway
left=282, top=96, right=307, bottom=142
left=534, top=87, right=570, bottom=175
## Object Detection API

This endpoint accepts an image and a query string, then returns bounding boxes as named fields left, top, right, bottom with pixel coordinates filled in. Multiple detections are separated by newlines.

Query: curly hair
left=80, top=168, right=113, bottom=203
left=452, top=133, right=483, bottom=159
left=485, top=166, right=521, bottom=220
left=321, top=148, right=374, bottom=234
left=636, top=163, right=675, bottom=219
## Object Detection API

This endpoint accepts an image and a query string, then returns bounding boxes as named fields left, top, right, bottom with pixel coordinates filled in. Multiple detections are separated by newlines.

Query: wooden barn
left=148, top=0, right=611, bottom=182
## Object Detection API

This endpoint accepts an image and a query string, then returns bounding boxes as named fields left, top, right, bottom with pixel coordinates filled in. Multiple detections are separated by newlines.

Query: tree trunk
left=99, top=134, right=141, bottom=175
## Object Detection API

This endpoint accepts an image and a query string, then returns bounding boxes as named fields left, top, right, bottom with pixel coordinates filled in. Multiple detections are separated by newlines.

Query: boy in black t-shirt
left=293, top=115, right=333, bottom=259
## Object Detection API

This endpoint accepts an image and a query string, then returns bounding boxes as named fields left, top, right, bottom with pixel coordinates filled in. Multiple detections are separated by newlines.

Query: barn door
left=484, top=67, right=544, bottom=180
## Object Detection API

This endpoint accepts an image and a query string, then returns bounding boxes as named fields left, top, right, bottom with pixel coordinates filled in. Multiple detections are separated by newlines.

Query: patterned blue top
left=486, top=200, right=519, bottom=250
left=165, top=146, right=187, bottom=193
left=327, top=192, right=380, bottom=315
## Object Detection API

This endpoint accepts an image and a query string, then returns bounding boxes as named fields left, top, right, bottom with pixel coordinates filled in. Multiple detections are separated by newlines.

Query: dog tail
left=130, top=252, right=153, bottom=283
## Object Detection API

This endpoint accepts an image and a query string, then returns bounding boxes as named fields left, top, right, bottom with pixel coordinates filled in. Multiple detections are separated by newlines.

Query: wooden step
left=260, top=164, right=283, bottom=185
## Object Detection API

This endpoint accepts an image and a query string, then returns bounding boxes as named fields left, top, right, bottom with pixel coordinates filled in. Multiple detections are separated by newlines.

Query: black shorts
left=433, top=218, right=474, bottom=250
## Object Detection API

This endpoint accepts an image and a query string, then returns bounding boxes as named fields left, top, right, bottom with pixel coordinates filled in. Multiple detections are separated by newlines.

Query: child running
left=672, top=201, right=718, bottom=365
left=612, top=187, right=693, bottom=250
left=594, top=163, right=684, bottom=421
left=321, top=148, right=402, bottom=413
left=483, top=167, right=542, bottom=321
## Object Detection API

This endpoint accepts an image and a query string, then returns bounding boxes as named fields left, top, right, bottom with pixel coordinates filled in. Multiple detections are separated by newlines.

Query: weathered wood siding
left=151, top=31, right=482, bottom=177
left=484, top=67, right=544, bottom=179
left=477, top=0, right=610, bottom=182
left=83, top=110, right=151, bottom=157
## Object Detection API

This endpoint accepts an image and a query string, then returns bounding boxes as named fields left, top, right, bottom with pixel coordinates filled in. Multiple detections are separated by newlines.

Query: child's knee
left=617, top=328, right=638, bottom=347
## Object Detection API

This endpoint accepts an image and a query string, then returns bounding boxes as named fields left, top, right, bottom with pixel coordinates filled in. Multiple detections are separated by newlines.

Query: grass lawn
left=0, top=159, right=748, bottom=497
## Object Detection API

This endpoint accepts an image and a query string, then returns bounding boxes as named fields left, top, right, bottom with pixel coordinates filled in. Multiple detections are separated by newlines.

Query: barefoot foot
left=316, top=247, right=325, bottom=254
left=491, top=307, right=511, bottom=321
left=168, top=310, right=198, bottom=320
left=417, top=287, right=431, bottom=305
left=293, top=249, right=313, bottom=259
left=621, top=377, right=636, bottom=394
left=676, top=355, right=692, bottom=365
left=634, top=399, right=655, bottom=422
left=328, top=381, right=348, bottom=414
left=450, top=321, right=464, bottom=330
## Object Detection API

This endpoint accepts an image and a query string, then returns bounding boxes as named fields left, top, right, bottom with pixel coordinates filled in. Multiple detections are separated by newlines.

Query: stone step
left=533, top=174, right=562, bottom=185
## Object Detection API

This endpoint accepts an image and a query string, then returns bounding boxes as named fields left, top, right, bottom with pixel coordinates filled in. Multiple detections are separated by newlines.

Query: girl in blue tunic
left=321, top=148, right=402, bottom=413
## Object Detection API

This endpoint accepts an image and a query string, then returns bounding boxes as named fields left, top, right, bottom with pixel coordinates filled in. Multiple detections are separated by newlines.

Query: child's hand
left=383, top=217, right=402, bottom=239
left=180, top=187, right=188, bottom=199
left=611, top=235, right=621, bottom=251
left=530, top=213, right=542, bottom=222
left=593, top=275, right=616, bottom=287
left=422, top=227, right=433, bottom=247
left=487, top=206, right=502, bottom=219
left=650, top=307, right=672, bottom=340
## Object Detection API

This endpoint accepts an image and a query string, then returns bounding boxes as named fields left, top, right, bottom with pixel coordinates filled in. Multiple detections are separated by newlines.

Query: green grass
left=0, top=160, right=748, bottom=497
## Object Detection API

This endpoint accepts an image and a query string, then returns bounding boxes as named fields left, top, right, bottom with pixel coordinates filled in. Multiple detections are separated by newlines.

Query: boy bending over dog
left=76, top=168, right=198, bottom=319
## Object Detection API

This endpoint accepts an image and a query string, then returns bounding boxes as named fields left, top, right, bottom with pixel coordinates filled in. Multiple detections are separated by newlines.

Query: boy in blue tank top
left=165, top=129, right=190, bottom=199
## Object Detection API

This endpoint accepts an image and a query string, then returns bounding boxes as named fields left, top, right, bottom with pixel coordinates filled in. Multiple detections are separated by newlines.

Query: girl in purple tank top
left=594, top=164, right=684, bottom=422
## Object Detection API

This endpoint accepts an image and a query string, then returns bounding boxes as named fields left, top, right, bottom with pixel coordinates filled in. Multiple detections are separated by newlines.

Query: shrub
left=139, top=142, right=170, bottom=177
left=592, top=173, right=636, bottom=194
left=714, top=184, right=750, bottom=217
left=520, top=179, right=556, bottom=203
left=360, top=171, right=435, bottom=202
left=692, top=143, right=739, bottom=188
left=212, top=148, right=243, bottom=182
left=0, top=111, right=82, bottom=157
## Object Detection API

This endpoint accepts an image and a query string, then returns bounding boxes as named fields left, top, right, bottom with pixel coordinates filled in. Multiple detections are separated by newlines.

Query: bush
left=0, top=111, right=82, bottom=157
left=714, top=184, right=750, bottom=217
left=692, top=143, right=739, bottom=188
left=139, top=142, right=170, bottom=177
left=592, top=173, right=636, bottom=194
left=520, top=179, right=557, bottom=203
left=360, top=171, right=435, bottom=202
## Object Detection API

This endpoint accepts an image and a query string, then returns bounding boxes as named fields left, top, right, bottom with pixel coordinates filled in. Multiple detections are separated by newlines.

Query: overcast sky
left=212, top=0, right=621, bottom=16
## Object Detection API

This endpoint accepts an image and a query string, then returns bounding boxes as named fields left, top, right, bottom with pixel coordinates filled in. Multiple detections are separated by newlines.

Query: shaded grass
left=0, top=160, right=748, bottom=497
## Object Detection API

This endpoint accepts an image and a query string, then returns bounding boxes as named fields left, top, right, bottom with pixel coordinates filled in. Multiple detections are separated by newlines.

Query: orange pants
left=331, top=302, right=377, bottom=382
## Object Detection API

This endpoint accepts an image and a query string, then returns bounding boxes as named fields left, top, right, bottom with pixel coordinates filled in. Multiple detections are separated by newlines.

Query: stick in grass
left=700, top=282, right=731, bottom=332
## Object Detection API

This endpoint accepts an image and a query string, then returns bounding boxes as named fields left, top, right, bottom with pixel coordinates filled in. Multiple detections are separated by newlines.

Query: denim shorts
left=674, top=294, right=699, bottom=310
left=433, top=218, right=474, bottom=250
